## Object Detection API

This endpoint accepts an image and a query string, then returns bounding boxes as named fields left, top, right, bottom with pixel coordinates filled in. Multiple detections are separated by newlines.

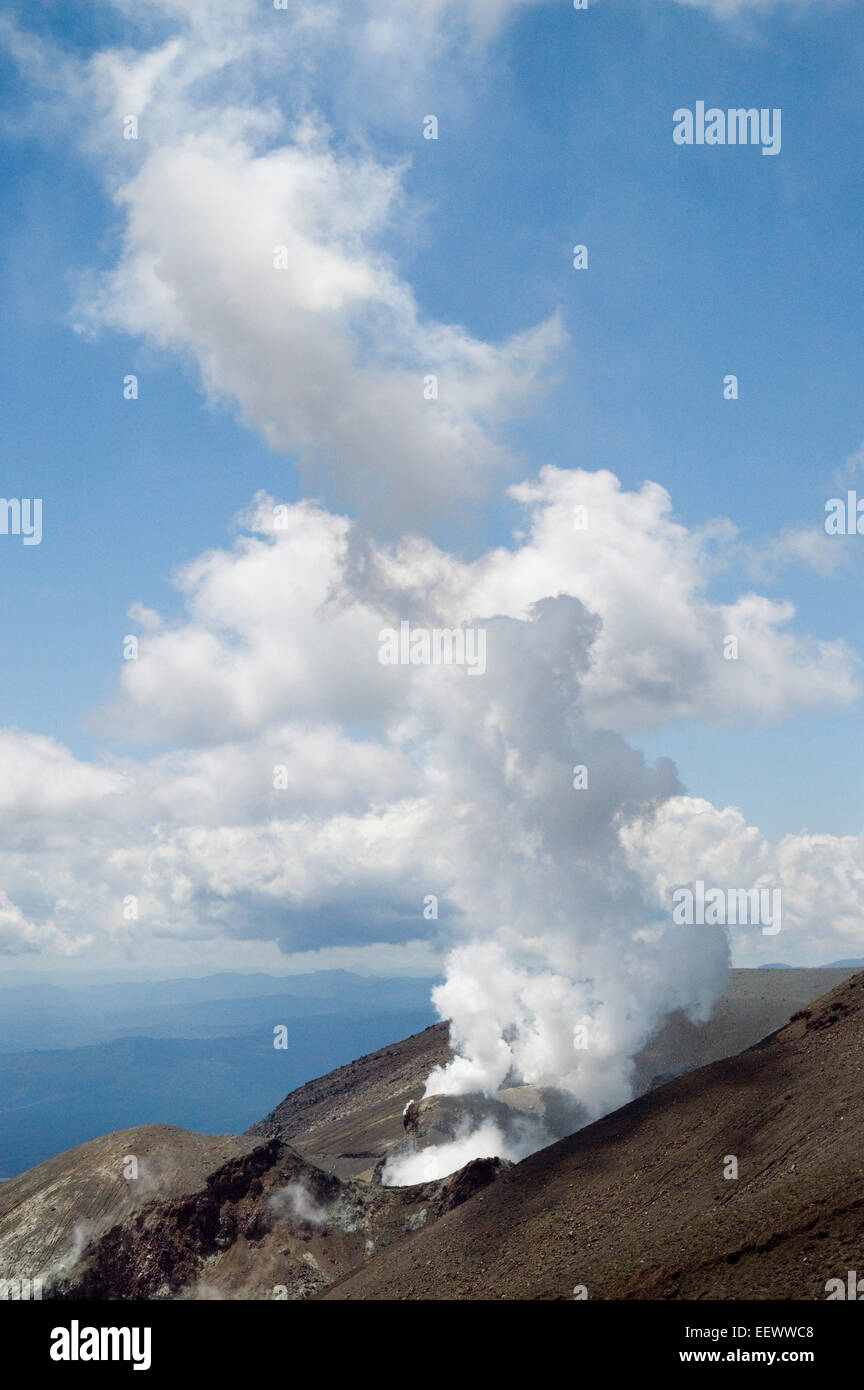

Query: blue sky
left=2, top=0, right=864, bottom=832
left=0, top=0, right=863, bottom=995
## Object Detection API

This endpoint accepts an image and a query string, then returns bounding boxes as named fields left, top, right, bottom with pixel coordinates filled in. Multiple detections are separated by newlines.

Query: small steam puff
left=268, top=1180, right=364, bottom=1234
left=383, top=1115, right=544, bottom=1186
left=383, top=597, right=730, bottom=1185
left=269, top=1181, right=331, bottom=1228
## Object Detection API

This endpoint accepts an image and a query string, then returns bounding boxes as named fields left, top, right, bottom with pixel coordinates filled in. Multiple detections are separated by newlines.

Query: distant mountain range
left=761, top=959, right=864, bottom=969
left=3, top=967, right=863, bottom=1301
left=1, top=964, right=859, bottom=1184
left=0, top=971, right=437, bottom=1180
left=0, top=970, right=438, bottom=1052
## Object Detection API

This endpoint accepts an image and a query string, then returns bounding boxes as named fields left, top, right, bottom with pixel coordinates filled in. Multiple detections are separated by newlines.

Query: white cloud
left=102, top=476, right=859, bottom=749
left=0, top=473, right=854, bottom=1093
left=670, top=0, right=816, bottom=15
left=2, top=0, right=858, bottom=1154
left=0, top=890, right=92, bottom=959
left=623, top=795, right=864, bottom=965
left=365, top=467, right=860, bottom=731
left=0, top=730, right=128, bottom=818
left=79, top=125, right=563, bottom=525
left=749, top=525, right=849, bottom=580
left=2, top=0, right=565, bottom=529
left=6, top=0, right=821, bottom=536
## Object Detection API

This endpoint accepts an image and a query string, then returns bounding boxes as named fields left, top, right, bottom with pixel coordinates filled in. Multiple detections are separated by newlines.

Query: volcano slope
left=0, top=967, right=858, bottom=1300
left=249, top=968, right=853, bottom=1181
left=322, top=970, right=864, bottom=1300
left=0, top=1121, right=503, bottom=1300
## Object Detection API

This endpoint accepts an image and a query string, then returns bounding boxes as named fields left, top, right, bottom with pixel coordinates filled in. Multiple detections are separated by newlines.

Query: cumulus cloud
left=80, top=128, right=563, bottom=525
left=348, top=467, right=859, bottom=732
left=2, top=0, right=858, bottom=1176
left=751, top=525, right=849, bottom=581
left=3, top=0, right=822, bottom=537
left=671, top=0, right=814, bottom=14
left=0, top=472, right=856, bottom=1152
left=622, top=796, right=864, bottom=966
left=105, top=475, right=858, bottom=748
left=0, top=472, right=851, bottom=966
left=0, top=730, right=128, bottom=819
left=0, top=891, right=91, bottom=958
left=3, top=0, right=565, bottom=529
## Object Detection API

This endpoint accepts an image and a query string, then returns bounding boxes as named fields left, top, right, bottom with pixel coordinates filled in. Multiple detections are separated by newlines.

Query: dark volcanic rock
left=322, top=971, right=864, bottom=1301
left=2, top=967, right=860, bottom=1301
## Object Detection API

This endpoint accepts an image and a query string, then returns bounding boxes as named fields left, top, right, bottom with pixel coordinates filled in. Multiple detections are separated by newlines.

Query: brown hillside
left=322, top=971, right=864, bottom=1300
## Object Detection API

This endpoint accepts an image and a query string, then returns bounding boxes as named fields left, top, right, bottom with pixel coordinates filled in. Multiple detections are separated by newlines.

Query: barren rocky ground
left=325, top=972, right=864, bottom=1300
left=0, top=967, right=858, bottom=1300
